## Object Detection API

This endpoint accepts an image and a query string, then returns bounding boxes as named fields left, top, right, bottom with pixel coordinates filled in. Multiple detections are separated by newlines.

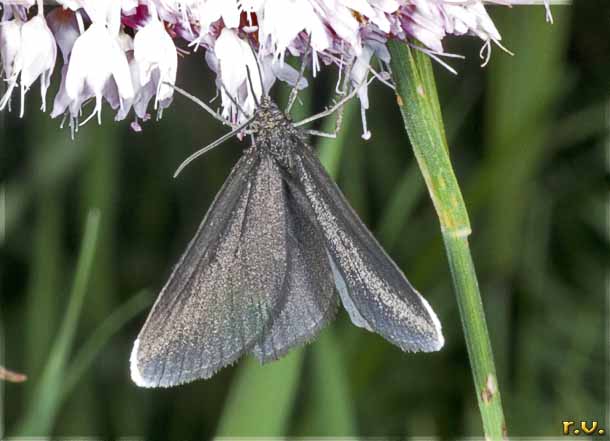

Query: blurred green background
left=1, top=3, right=608, bottom=438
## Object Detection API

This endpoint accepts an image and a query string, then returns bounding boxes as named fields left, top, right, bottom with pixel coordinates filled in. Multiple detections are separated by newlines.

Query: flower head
left=0, top=0, right=554, bottom=134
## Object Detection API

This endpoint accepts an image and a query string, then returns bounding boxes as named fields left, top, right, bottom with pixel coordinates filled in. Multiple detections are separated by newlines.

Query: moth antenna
left=246, top=40, right=266, bottom=97
left=173, top=118, right=253, bottom=178
left=163, top=82, right=234, bottom=128
left=245, top=66, right=260, bottom=108
left=285, top=35, right=311, bottom=115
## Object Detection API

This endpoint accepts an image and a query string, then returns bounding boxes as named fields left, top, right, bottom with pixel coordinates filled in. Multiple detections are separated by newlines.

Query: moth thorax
left=251, top=106, right=295, bottom=144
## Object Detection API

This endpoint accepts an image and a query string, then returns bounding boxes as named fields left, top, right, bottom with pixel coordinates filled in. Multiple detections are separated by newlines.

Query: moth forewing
left=131, top=153, right=291, bottom=387
left=131, top=154, right=258, bottom=387
left=292, top=145, right=444, bottom=352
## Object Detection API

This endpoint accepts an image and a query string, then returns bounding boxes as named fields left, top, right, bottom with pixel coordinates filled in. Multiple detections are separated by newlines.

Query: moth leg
left=305, top=129, right=336, bottom=139
left=293, top=82, right=358, bottom=128
left=285, top=36, right=312, bottom=115
left=320, top=58, right=351, bottom=137
left=301, top=89, right=350, bottom=140
left=294, top=62, right=375, bottom=131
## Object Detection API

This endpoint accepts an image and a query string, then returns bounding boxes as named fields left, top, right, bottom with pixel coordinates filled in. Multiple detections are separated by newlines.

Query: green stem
left=388, top=40, right=506, bottom=439
left=443, top=235, right=505, bottom=437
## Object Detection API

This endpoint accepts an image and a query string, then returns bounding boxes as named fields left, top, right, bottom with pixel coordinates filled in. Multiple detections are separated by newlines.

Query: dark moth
left=130, top=96, right=444, bottom=387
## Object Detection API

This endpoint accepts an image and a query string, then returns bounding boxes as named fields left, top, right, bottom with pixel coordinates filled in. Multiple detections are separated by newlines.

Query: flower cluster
left=0, top=0, right=551, bottom=134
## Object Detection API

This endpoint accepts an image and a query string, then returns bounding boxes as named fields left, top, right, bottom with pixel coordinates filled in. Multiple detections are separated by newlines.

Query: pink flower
left=0, top=0, right=556, bottom=132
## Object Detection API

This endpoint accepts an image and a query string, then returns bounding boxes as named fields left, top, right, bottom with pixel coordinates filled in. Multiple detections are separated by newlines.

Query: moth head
left=250, top=97, right=292, bottom=135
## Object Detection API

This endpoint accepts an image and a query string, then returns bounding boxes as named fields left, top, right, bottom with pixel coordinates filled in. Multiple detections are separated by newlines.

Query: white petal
left=55, top=0, right=83, bottom=11
left=50, top=64, right=72, bottom=118
left=117, top=30, right=134, bottom=52
left=133, top=17, right=177, bottom=103
left=219, top=0, right=241, bottom=28
left=197, top=0, right=240, bottom=34
left=66, top=21, right=133, bottom=122
left=115, top=52, right=139, bottom=121
left=109, top=45, right=135, bottom=102
left=51, top=62, right=94, bottom=129
left=312, top=0, right=361, bottom=54
left=19, top=15, right=57, bottom=89
left=1, top=0, right=34, bottom=7
left=0, top=19, right=23, bottom=80
left=66, top=23, right=110, bottom=100
left=122, top=0, right=139, bottom=16
left=133, top=79, right=157, bottom=119
left=46, top=7, right=79, bottom=63
left=215, top=28, right=262, bottom=120
left=259, top=0, right=330, bottom=57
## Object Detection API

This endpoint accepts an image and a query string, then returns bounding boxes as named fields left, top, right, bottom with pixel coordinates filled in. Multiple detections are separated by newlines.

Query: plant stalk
left=388, top=40, right=506, bottom=440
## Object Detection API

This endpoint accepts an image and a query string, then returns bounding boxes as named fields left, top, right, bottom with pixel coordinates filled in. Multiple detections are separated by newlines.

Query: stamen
left=407, top=43, right=461, bottom=75
left=80, top=100, right=100, bottom=127
left=19, top=81, right=26, bottom=118
left=479, top=40, right=492, bottom=67
left=360, top=105, right=371, bottom=140
left=75, top=9, right=85, bottom=34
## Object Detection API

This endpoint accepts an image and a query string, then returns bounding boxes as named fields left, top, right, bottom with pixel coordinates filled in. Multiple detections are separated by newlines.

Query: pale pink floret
left=65, top=19, right=134, bottom=124
left=133, top=4, right=177, bottom=111
left=0, top=4, right=56, bottom=117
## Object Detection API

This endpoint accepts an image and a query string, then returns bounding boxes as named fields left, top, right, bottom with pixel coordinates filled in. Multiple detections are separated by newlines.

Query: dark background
left=1, top=2, right=608, bottom=438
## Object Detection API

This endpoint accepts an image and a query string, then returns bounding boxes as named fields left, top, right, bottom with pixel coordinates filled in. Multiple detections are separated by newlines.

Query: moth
left=130, top=70, right=444, bottom=388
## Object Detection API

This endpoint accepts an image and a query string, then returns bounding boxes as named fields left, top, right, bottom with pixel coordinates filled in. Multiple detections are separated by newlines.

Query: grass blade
left=215, top=349, right=305, bottom=436
left=16, top=210, right=101, bottom=435
left=298, top=329, right=356, bottom=436
left=377, top=162, right=424, bottom=250
left=63, top=290, right=151, bottom=397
